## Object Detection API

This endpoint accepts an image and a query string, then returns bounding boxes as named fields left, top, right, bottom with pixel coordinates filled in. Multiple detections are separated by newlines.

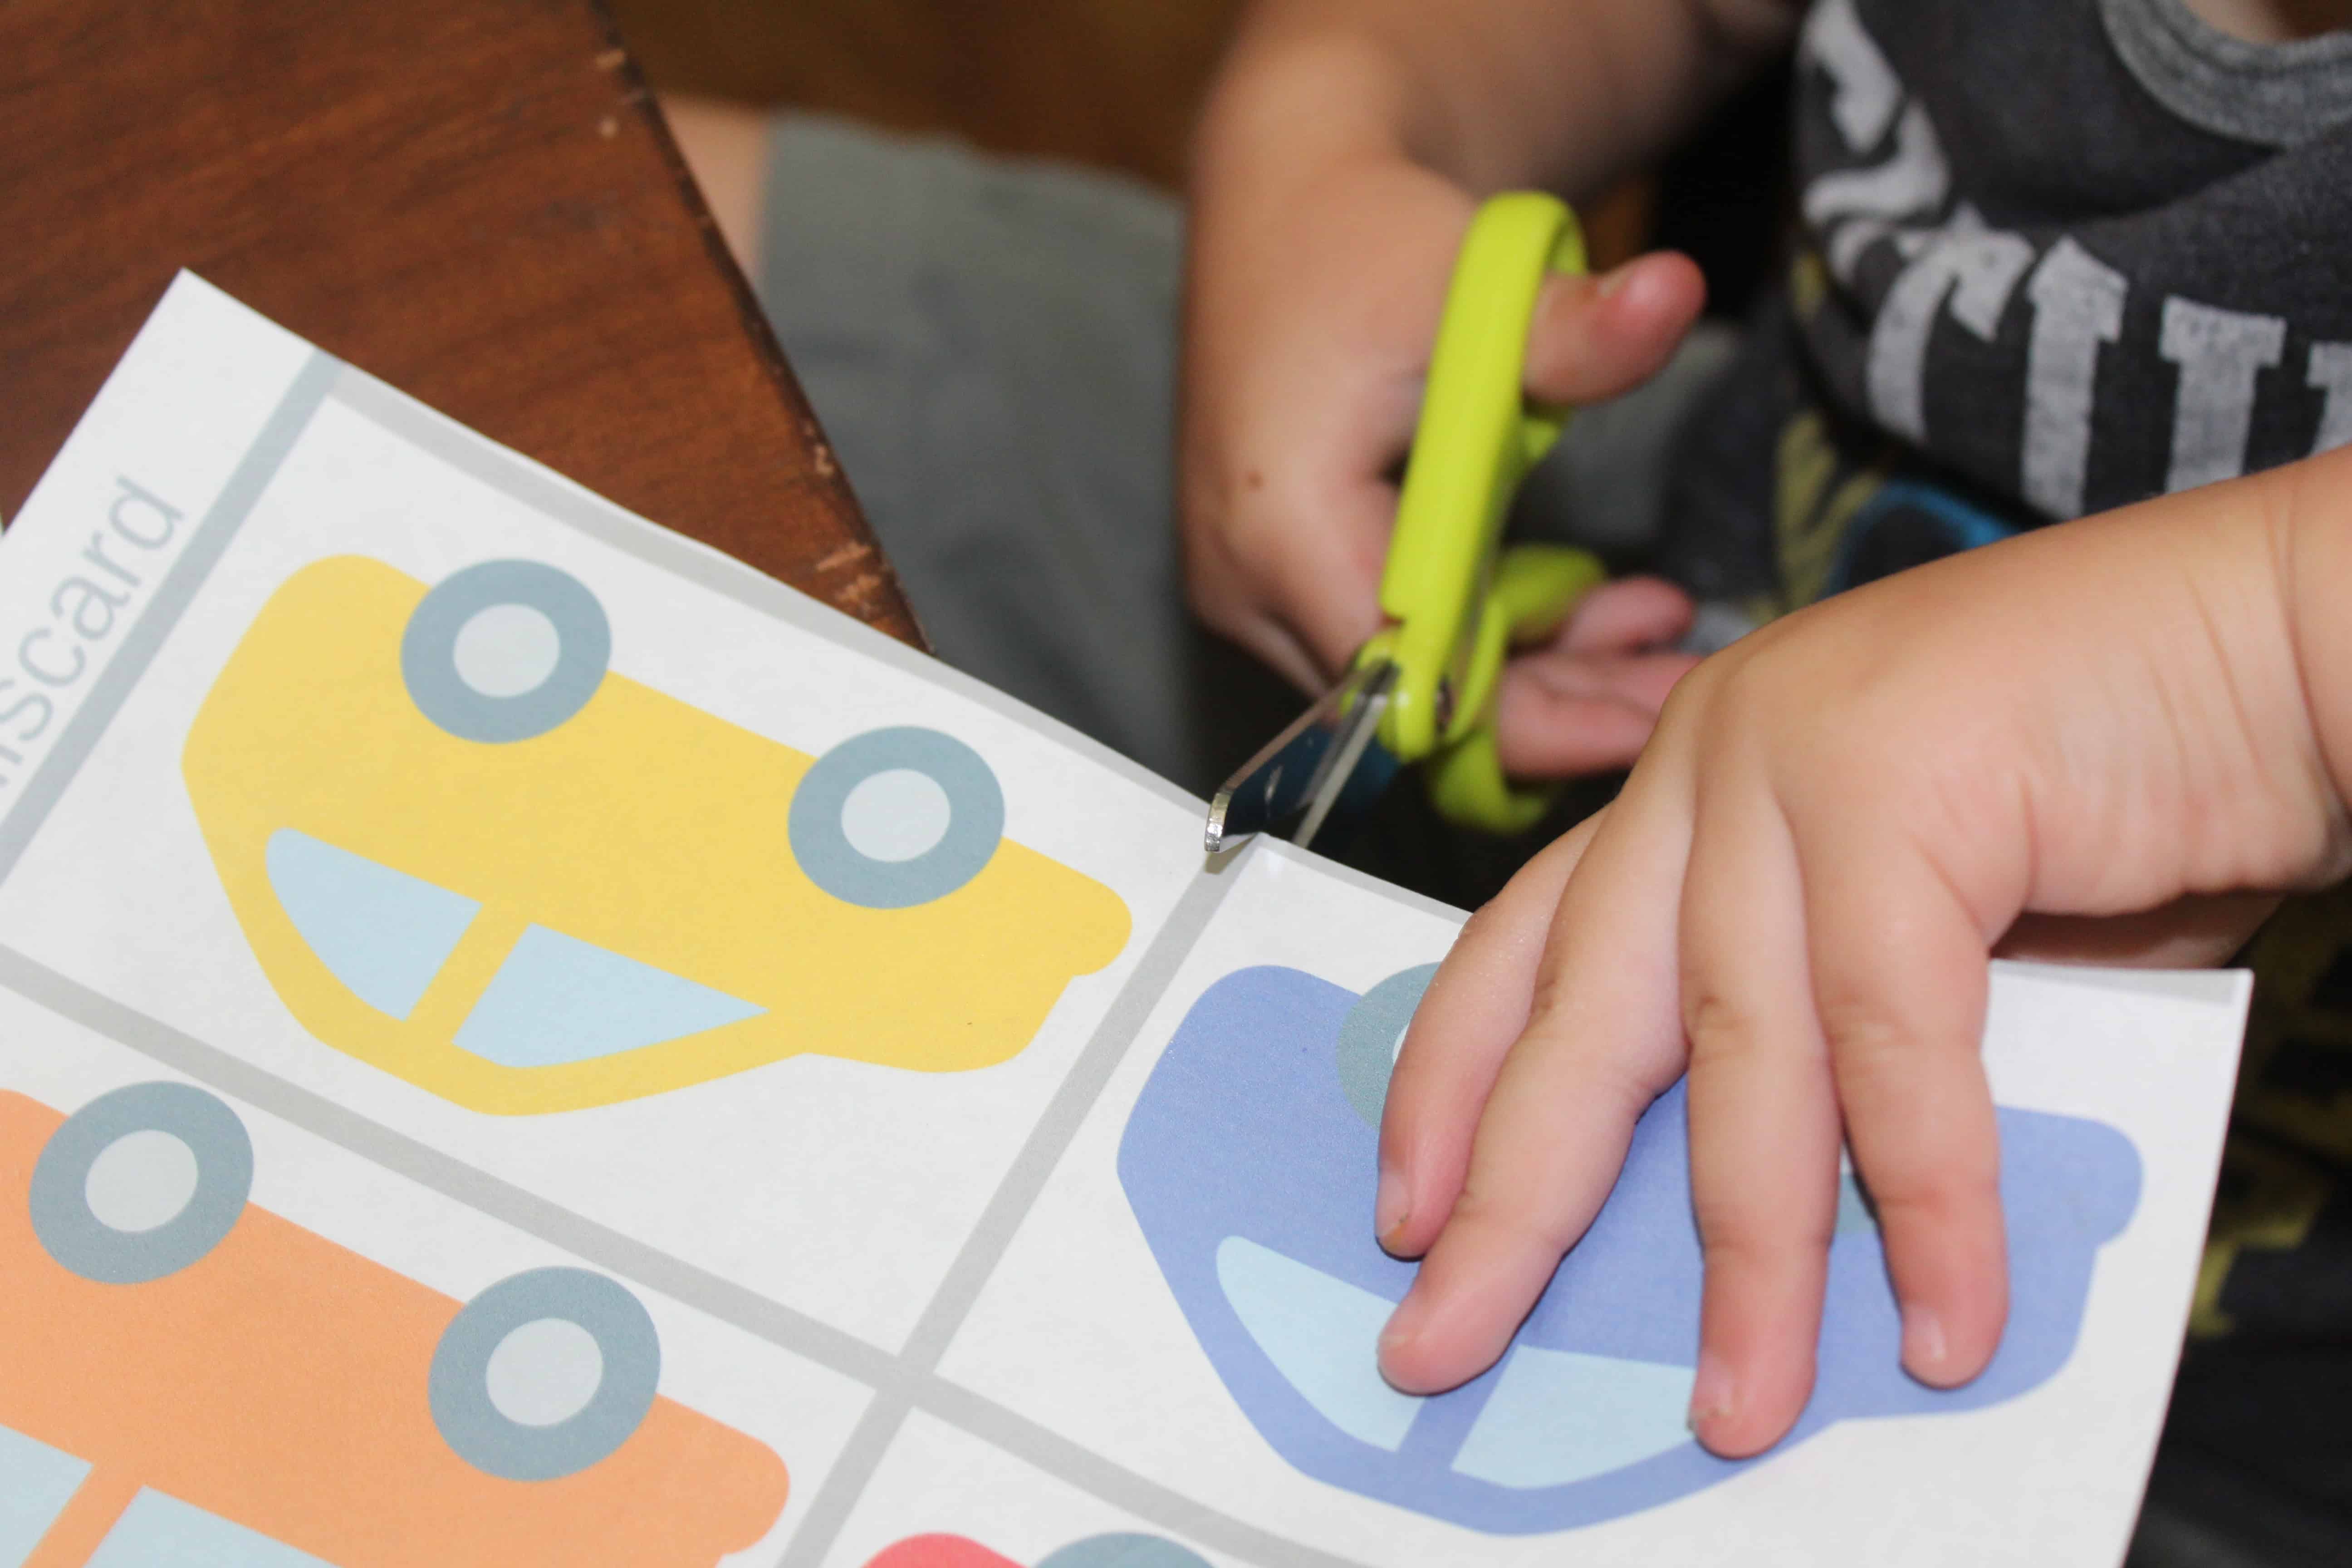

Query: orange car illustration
left=182, top=555, right=1131, bottom=1114
left=864, top=1534, right=1210, bottom=1568
left=0, top=1082, right=788, bottom=1567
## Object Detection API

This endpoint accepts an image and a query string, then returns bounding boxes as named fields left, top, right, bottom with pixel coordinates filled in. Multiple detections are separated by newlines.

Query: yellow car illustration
left=183, top=556, right=1130, bottom=1115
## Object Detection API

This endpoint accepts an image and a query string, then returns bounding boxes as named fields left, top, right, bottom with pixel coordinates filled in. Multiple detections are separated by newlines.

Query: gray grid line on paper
left=919, top=1380, right=1371, bottom=1568
left=0, top=943, right=902, bottom=1388
left=772, top=851, right=1249, bottom=1568
left=0, top=350, right=339, bottom=886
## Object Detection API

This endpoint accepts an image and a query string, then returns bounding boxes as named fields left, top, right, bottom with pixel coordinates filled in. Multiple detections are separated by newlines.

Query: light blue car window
left=267, top=830, right=479, bottom=1020
left=1449, top=1344, right=1696, bottom=1490
left=84, top=1489, right=338, bottom=1568
left=454, top=925, right=763, bottom=1068
left=1215, top=1236, right=1425, bottom=1451
left=0, top=1424, right=89, bottom=1568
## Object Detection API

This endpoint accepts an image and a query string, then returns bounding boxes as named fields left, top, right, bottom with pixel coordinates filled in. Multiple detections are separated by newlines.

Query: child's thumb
left=1523, top=250, right=1707, bottom=407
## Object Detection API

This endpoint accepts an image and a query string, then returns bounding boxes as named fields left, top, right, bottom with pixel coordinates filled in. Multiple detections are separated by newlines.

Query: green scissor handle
left=1362, top=191, right=1606, bottom=833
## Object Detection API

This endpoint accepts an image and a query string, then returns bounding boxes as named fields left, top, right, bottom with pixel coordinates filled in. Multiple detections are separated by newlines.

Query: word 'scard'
left=0, top=276, right=2246, bottom=1568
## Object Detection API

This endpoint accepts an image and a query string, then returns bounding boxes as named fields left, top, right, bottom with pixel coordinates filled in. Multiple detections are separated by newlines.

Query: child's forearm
left=1201, top=0, right=1800, bottom=199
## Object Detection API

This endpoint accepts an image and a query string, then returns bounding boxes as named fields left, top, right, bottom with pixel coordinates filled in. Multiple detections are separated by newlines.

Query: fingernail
left=1378, top=1289, right=1425, bottom=1360
left=1903, top=1305, right=1947, bottom=1375
left=1686, top=1351, right=1735, bottom=1433
left=1597, top=262, right=1638, bottom=299
left=1375, top=1165, right=1408, bottom=1250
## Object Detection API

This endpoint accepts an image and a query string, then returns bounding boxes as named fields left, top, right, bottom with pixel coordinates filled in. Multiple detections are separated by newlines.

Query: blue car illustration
left=1117, top=965, right=2141, bottom=1534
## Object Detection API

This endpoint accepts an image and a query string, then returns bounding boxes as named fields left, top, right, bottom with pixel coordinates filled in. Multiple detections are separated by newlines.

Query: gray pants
left=751, top=115, right=1731, bottom=813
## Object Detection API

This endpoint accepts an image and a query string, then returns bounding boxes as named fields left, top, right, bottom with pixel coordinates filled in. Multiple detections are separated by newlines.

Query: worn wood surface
left=0, top=0, right=920, bottom=644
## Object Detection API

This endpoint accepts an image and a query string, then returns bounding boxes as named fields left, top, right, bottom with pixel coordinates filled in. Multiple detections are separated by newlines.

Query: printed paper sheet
left=0, top=275, right=2249, bottom=1568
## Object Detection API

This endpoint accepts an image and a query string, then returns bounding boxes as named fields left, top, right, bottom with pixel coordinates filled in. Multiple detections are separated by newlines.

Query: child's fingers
left=1796, top=807, right=2008, bottom=1388
left=1494, top=664, right=1691, bottom=776
left=1199, top=465, right=1398, bottom=691
left=1494, top=580, right=1700, bottom=776
left=1553, top=576, right=1695, bottom=655
left=1377, top=750, right=1697, bottom=1395
left=1677, top=763, right=1841, bottom=1457
left=1378, top=815, right=1603, bottom=1258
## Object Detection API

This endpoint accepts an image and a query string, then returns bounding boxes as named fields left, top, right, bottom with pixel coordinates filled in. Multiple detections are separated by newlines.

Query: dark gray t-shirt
left=1666, top=0, right=2352, bottom=610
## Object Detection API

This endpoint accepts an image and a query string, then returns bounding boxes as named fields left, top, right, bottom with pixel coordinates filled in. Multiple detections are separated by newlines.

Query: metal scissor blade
left=1205, top=660, right=1398, bottom=855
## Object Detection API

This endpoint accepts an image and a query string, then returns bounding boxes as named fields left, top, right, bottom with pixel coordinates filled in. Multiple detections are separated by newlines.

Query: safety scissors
left=1205, top=191, right=1605, bottom=854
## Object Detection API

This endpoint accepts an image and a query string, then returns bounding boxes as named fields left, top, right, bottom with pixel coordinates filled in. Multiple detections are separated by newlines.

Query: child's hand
left=1180, top=2, right=1772, bottom=775
left=1372, top=451, right=2352, bottom=1456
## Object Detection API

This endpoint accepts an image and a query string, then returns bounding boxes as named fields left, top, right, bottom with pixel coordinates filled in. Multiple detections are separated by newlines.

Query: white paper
left=0, top=275, right=2249, bottom=1568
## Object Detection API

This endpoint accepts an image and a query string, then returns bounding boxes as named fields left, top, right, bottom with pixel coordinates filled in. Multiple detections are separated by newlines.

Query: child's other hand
left=1180, top=9, right=1710, bottom=775
left=1372, top=455, right=2352, bottom=1456
left=1493, top=576, right=1702, bottom=777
